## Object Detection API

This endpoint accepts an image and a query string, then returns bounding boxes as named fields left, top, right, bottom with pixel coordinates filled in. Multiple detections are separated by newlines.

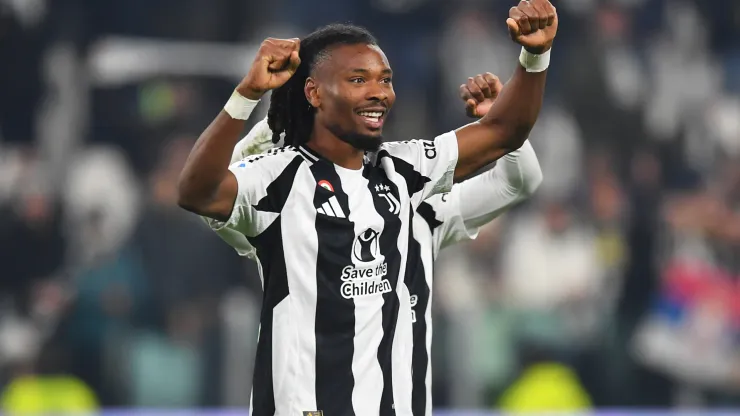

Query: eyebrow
left=349, top=68, right=393, bottom=76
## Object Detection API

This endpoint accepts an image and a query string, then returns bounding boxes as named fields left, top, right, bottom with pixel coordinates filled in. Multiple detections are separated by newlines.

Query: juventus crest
left=374, top=184, right=400, bottom=215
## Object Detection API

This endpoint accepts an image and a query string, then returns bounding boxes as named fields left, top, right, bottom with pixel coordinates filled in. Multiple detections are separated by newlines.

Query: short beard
left=337, top=131, right=383, bottom=152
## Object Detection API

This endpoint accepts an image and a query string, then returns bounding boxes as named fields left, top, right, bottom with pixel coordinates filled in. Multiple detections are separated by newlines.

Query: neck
left=306, top=124, right=365, bottom=170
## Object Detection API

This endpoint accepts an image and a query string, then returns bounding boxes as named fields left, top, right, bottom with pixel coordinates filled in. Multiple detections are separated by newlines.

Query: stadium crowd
left=0, top=0, right=738, bottom=411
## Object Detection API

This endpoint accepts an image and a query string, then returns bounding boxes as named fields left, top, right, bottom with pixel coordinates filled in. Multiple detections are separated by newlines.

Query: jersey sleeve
left=426, top=186, right=480, bottom=254
left=203, top=153, right=296, bottom=240
left=379, top=131, right=458, bottom=205
left=230, top=117, right=282, bottom=164
left=430, top=139, right=543, bottom=252
left=207, top=225, right=256, bottom=257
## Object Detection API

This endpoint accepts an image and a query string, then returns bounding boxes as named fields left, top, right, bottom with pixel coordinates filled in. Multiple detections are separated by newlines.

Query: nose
left=366, top=81, right=389, bottom=102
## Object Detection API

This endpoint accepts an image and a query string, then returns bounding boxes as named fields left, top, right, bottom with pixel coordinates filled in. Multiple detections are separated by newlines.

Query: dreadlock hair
left=267, top=23, right=378, bottom=147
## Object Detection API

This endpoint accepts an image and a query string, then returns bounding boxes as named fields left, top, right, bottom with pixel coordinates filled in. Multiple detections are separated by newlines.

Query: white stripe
left=280, top=166, right=319, bottom=413
left=317, top=207, right=326, bottom=215
left=298, top=146, right=319, bottom=161
left=322, top=201, right=336, bottom=217
left=272, top=296, right=292, bottom=414
left=339, top=172, right=384, bottom=416
left=386, top=161, right=415, bottom=414
left=417, top=218, right=436, bottom=416
left=328, top=196, right=346, bottom=218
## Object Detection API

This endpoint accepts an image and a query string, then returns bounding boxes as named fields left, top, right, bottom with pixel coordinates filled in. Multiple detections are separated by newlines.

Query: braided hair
left=267, top=24, right=377, bottom=146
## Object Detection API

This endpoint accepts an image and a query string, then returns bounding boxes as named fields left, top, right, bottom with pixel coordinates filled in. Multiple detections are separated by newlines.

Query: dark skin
left=177, top=0, right=558, bottom=221
left=305, top=43, right=395, bottom=167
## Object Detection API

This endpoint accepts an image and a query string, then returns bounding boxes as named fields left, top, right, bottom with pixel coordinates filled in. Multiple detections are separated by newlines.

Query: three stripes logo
left=374, top=184, right=400, bottom=215
left=315, top=179, right=346, bottom=218
left=317, top=195, right=346, bottom=218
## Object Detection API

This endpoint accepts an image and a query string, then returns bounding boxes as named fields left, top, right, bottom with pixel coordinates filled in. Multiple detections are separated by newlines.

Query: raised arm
left=457, top=140, right=542, bottom=230
left=453, top=0, right=557, bottom=180
left=428, top=74, right=542, bottom=249
left=177, top=38, right=300, bottom=221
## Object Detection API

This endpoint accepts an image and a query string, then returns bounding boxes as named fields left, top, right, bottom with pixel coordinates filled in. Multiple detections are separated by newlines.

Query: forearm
left=177, top=110, right=247, bottom=209
left=458, top=140, right=542, bottom=230
left=454, top=64, right=548, bottom=179
left=481, top=66, right=547, bottom=149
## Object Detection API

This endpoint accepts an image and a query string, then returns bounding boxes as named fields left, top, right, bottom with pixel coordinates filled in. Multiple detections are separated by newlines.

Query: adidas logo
left=317, top=196, right=346, bottom=218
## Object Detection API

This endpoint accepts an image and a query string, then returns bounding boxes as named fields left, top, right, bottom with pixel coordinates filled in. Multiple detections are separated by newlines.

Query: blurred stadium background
left=1, top=0, right=739, bottom=413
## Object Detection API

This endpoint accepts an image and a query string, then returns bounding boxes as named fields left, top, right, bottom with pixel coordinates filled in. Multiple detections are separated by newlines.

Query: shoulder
left=230, top=145, right=308, bottom=174
left=369, top=132, right=457, bottom=164
left=377, top=138, right=437, bottom=156
left=229, top=146, right=311, bottom=194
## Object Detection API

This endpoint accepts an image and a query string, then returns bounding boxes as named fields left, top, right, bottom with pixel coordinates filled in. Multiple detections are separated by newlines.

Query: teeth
left=358, top=111, right=383, bottom=118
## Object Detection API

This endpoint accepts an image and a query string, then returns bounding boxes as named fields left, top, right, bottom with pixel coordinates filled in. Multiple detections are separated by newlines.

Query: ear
left=305, top=77, right=320, bottom=108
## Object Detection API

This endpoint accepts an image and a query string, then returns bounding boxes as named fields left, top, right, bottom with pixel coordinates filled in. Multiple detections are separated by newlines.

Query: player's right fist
left=507, top=0, right=558, bottom=54
left=237, top=38, right=301, bottom=100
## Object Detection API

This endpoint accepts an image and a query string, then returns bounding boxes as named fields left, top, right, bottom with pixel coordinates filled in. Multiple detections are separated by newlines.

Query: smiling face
left=305, top=43, right=395, bottom=152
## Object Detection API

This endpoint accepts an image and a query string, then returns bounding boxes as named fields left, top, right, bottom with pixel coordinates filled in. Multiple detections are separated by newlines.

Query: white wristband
left=519, top=47, right=551, bottom=73
left=224, top=90, right=260, bottom=120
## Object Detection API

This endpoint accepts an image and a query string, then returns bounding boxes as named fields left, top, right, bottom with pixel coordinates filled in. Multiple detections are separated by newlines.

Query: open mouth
left=356, top=109, right=386, bottom=129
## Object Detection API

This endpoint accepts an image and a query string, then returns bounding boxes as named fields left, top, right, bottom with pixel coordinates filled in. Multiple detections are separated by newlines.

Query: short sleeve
left=203, top=153, right=298, bottom=240
left=230, top=117, right=280, bottom=164
left=206, top=223, right=255, bottom=257
left=425, top=185, right=480, bottom=254
left=379, top=131, right=458, bottom=205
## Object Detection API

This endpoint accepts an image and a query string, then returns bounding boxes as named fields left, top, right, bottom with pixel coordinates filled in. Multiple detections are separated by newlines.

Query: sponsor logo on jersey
left=316, top=195, right=346, bottom=218
left=341, top=228, right=391, bottom=299
left=422, top=139, right=437, bottom=159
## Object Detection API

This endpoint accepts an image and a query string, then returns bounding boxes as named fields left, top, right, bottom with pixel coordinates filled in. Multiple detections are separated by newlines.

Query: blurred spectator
left=0, top=151, right=64, bottom=315
left=0, top=0, right=738, bottom=410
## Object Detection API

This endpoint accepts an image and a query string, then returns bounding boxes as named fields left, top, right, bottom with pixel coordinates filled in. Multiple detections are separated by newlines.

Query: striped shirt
left=205, top=132, right=459, bottom=416
left=406, top=141, right=542, bottom=415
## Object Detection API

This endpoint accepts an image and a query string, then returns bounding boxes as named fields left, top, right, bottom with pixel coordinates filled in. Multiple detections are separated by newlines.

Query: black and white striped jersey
left=406, top=141, right=542, bottom=415
left=205, top=133, right=458, bottom=416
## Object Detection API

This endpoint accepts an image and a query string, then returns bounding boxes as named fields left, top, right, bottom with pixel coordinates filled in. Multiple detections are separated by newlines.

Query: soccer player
left=221, top=73, right=543, bottom=415
left=177, top=2, right=557, bottom=414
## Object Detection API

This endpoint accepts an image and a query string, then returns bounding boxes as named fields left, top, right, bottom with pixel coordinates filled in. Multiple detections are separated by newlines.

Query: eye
left=350, top=78, right=365, bottom=84
left=381, top=77, right=393, bottom=84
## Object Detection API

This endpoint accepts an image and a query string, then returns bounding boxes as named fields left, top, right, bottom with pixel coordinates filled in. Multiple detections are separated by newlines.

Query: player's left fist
left=459, top=73, right=503, bottom=118
left=506, top=0, right=558, bottom=54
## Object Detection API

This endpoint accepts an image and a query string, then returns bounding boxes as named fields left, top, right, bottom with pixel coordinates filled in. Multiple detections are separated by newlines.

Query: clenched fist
left=507, top=0, right=558, bottom=54
left=459, top=73, right=504, bottom=118
left=237, top=38, right=301, bottom=100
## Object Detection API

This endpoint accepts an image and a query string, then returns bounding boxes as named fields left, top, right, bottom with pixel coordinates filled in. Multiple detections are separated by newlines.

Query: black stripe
left=299, top=145, right=321, bottom=161
left=246, top=156, right=303, bottom=416
left=324, top=200, right=337, bottom=217
left=364, top=165, right=404, bottom=416
left=310, top=161, right=356, bottom=415
left=377, top=150, right=431, bottom=198
left=247, top=221, right=288, bottom=416
left=253, top=156, right=305, bottom=213
left=405, top=215, right=431, bottom=416
left=416, top=202, right=443, bottom=232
